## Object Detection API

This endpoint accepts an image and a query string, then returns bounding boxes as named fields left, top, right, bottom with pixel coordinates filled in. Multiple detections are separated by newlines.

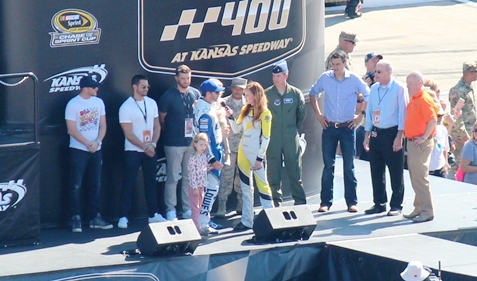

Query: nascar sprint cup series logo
left=44, top=64, right=108, bottom=93
left=49, top=9, right=101, bottom=48
left=0, top=180, right=27, bottom=212
left=139, top=0, right=305, bottom=77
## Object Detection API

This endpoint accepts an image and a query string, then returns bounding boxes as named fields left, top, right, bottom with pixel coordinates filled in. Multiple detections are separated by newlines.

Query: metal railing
left=0, top=72, right=39, bottom=143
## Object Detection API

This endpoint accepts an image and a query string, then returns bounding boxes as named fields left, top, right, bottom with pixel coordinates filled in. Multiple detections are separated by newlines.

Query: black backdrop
left=0, top=0, right=325, bottom=227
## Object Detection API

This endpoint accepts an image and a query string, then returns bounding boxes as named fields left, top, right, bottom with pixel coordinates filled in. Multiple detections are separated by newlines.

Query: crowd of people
left=64, top=29, right=476, bottom=235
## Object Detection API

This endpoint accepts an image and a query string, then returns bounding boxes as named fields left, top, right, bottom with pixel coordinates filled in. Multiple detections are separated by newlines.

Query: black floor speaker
left=137, top=219, right=201, bottom=256
left=253, top=205, right=317, bottom=243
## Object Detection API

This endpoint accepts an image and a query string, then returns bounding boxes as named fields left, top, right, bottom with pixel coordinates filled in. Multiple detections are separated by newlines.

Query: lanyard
left=378, top=83, right=391, bottom=105
left=181, top=92, right=193, bottom=117
left=134, top=98, right=147, bottom=124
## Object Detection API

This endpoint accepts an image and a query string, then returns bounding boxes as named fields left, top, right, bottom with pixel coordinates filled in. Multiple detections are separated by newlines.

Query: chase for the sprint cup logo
left=49, top=9, right=101, bottom=48
left=44, top=64, right=108, bottom=93
left=0, top=180, right=27, bottom=212
left=139, top=0, right=305, bottom=77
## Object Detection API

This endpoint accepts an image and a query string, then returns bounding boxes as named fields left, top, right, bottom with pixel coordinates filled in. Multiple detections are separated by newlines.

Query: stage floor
left=1, top=159, right=477, bottom=279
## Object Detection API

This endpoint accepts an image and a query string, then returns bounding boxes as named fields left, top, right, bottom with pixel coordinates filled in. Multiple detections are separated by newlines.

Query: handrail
left=0, top=72, right=39, bottom=143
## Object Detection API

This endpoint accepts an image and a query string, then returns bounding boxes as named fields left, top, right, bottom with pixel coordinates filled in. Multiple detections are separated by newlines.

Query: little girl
left=187, top=133, right=210, bottom=234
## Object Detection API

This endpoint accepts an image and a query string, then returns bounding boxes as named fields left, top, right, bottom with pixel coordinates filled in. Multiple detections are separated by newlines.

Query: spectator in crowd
left=187, top=133, right=210, bottom=235
left=363, top=60, right=408, bottom=216
left=403, top=71, right=437, bottom=223
left=429, top=103, right=450, bottom=178
left=194, top=79, right=227, bottom=235
left=65, top=75, right=112, bottom=232
left=159, top=65, right=200, bottom=221
left=265, top=60, right=307, bottom=207
left=345, top=0, right=362, bottom=19
left=118, top=75, right=165, bottom=229
left=228, top=82, right=274, bottom=231
left=401, top=261, right=438, bottom=281
left=309, top=50, right=369, bottom=213
left=216, top=78, right=246, bottom=218
left=448, top=61, right=477, bottom=176
left=325, top=31, right=358, bottom=70
left=460, top=121, right=477, bottom=185
left=363, top=52, right=383, bottom=86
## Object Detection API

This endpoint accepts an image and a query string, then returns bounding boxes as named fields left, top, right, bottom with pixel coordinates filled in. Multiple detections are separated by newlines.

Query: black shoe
left=233, top=222, right=252, bottom=232
left=387, top=208, right=402, bottom=216
left=208, top=220, right=224, bottom=230
left=235, top=210, right=242, bottom=216
left=348, top=12, right=362, bottom=19
left=364, top=205, right=386, bottom=214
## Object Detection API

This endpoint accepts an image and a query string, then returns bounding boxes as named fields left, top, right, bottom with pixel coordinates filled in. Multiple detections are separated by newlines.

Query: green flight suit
left=265, top=83, right=307, bottom=206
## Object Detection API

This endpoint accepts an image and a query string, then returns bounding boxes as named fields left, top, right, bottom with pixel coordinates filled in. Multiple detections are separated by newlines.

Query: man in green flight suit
left=265, top=60, right=307, bottom=207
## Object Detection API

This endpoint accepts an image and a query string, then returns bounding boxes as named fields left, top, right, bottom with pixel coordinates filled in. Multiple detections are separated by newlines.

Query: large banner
left=0, top=143, right=40, bottom=246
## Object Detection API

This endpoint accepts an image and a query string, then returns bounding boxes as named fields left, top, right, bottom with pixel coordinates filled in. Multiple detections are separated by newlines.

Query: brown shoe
left=318, top=206, right=329, bottom=213
left=412, top=214, right=434, bottom=223
left=403, top=211, right=420, bottom=219
left=348, top=205, right=358, bottom=213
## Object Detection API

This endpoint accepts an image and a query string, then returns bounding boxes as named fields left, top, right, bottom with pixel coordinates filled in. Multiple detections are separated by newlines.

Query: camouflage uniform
left=449, top=77, right=475, bottom=174
left=325, top=45, right=352, bottom=71
left=217, top=95, right=244, bottom=212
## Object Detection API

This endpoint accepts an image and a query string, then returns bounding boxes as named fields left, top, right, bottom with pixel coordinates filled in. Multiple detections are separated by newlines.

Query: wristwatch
left=361, top=110, right=366, bottom=116
left=151, top=143, right=157, bottom=148
left=96, top=139, right=102, bottom=146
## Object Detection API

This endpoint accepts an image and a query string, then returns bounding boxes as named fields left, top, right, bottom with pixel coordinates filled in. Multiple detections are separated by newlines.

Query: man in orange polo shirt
left=404, top=71, right=438, bottom=223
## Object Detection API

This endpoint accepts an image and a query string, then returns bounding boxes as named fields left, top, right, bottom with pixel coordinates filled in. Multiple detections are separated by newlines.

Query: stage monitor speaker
left=253, top=205, right=317, bottom=243
left=137, top=219, right=201, bottom=256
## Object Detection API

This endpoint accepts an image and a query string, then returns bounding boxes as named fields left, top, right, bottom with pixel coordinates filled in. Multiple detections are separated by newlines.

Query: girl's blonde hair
left=239, top=81, right=268, bottom=123
left=192, top=132, right=209, bottom=152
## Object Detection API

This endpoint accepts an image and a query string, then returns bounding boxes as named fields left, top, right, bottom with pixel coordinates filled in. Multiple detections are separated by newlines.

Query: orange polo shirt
left=404, top=90, right=438, bottom=139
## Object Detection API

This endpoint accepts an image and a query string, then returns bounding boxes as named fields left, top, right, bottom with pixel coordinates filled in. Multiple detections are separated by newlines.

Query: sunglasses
left=141, top=85, right=150, bottom=89
left=345, top=40, right=356, bottom=45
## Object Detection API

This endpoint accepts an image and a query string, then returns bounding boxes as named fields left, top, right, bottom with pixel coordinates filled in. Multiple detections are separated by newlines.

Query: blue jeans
left=119, top=151, right=159, bottom=218
left=69, top=148, right=102, bottom=218
left=321, top=126, right=357, bottom=207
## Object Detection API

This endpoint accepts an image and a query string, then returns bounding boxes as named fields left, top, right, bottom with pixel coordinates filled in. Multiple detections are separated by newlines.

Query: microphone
left=220, top=101, right=227, bottom=108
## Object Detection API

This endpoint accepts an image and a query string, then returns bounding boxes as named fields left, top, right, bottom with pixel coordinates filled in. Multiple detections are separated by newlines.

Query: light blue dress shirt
left=364, top=78, right=409, bottom=131
left=309, top=69, right=370, bottom=123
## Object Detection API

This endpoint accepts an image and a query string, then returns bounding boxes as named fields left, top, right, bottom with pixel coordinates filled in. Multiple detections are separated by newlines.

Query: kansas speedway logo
left=49, top=9, right=101, bottom=48
left=0, top=180, right=27, bottom=212
left=139, top=0, right=305, bottom=78
left=44, top=64, right=108, bottom=93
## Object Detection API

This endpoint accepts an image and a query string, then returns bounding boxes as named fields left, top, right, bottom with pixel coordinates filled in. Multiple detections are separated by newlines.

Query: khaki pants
left=164, top=146, right=192, bottom=213
left=407, top=139, right=434, bottom=217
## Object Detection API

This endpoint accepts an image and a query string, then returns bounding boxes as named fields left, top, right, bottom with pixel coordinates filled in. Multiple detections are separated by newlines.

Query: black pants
left=346, top=0, right=361, bottom=15
left=369, top=126, right=404, bottom=209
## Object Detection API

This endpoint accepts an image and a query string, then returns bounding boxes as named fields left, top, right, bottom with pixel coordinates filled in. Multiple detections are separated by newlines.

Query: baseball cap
left=272, top=60, right=288, bottom=73
left=79, top=76, right=101, bottom=89
left=230, top=77, right=247, bottom=89
left=339, top=31, right=358, bottom=43
left=463, top=61, right=477, bottom=72
left=200, top=79, right=225, bottom=95
left=365, top=52, right=383, bottom=62
left=400, top=261, right=431, bottom=281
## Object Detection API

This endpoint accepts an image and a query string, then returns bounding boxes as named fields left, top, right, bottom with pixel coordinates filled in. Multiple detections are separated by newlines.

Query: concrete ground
left=324, top=0, right=477, bottom=96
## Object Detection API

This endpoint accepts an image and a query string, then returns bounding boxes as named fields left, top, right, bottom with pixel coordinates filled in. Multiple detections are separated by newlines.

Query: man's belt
left=329, top=121, right=352, bottom=128
left=406, top=136, right=433, bottom=141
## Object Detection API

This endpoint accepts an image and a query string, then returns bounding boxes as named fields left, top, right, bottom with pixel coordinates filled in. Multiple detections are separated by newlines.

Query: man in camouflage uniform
left=325, top=31, right=357, bottom=71
left=216, top=78, right=246, bottom=218
left=265, top=60, right=307, bottom=207
left=448, top=61, right=477, bottom=176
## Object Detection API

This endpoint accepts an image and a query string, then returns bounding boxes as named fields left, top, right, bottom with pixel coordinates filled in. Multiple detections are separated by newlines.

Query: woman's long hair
left=239, top=82, right=268, bottom=124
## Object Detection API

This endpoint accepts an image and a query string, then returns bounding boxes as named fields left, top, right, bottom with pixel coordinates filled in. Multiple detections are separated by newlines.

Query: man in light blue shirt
left=310, top=50, right=369, bottom=213
left=362, top=60, right=409, bottom=216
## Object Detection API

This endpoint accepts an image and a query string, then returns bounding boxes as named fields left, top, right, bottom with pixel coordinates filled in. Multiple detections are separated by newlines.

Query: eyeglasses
left=141, top=85, right=150, bottom=89
left=345, top=40, right=356, bottom=45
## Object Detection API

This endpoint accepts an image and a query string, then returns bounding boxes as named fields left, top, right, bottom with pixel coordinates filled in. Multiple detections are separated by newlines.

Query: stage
left=1, top=159, right=477, bottom=281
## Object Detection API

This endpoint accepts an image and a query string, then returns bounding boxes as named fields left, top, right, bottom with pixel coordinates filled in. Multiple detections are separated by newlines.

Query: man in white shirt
left=117, top=74, right=166, bottom=228
left=65, top=75, right=112, bottom=232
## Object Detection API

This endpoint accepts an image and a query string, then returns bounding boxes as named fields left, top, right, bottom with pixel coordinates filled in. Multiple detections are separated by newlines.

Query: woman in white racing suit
left=228, top=81, right=274, bottom=231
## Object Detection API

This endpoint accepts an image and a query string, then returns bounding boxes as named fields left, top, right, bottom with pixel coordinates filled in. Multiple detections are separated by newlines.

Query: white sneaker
left=182, top=209, right=192, bottom=219
left=149, top=213, right=167, bottom=223
left=166, top=210, right=178, bottom=221
left=117, top=217, right=128, bottom=229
